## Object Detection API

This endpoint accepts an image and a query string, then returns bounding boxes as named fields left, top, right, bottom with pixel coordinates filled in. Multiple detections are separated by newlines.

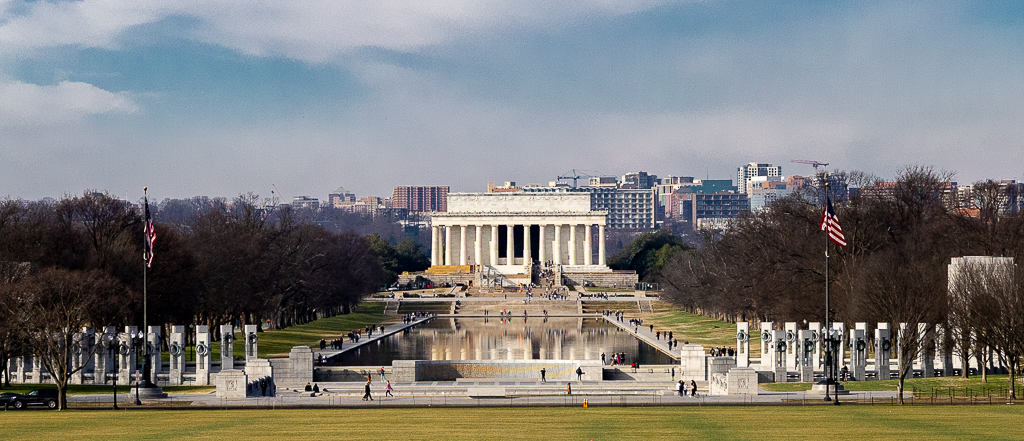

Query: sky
left=1, top=1, right=1022, bottom=202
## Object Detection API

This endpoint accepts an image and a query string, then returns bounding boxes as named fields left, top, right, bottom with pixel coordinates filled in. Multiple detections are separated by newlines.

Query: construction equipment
left=557, top=169, right=597, bottom=188
left=790, top=160, right=829, bottom=175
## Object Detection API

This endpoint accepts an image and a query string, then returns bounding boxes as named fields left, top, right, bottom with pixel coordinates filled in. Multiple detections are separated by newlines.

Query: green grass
left=397, top=301, right=452, bottom=314
left=163, top=303, right=393, bottom=361
left=760, top=374, right=1022, bottom=395
left=640, top=309, right=739, bottom=348
left=582, top=301, right=639, bottom=314
left=1, top=407, right=1021, bottom=440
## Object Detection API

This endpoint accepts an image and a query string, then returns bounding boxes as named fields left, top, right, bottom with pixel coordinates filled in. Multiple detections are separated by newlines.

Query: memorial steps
left=451, top=299, right=584, bottom=316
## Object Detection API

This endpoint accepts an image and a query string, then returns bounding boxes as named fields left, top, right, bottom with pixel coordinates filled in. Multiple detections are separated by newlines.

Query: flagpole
left=143, top=187, right=150, bottom=389
left=823, top=175, right=832, bottom=402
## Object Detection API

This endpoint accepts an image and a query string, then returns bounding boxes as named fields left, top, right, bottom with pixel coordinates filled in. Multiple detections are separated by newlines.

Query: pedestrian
left=312, top=383, right=320, bottom=393
left=379, top=366, right=386, bottom=381
left=540, top=368, right=547, bottom=383
left=601, top=353, right=606, bottom=365
left=363, top=381, right=372, bottom=401
left=677, top=380, right=684, bottom=396
left=566, top=383, right=572, bottom=395
left=690, top=380, right=697, bottom=397
left=576, top=366, right=584, bottom=381
left=385, top=380, right=394, bottom=398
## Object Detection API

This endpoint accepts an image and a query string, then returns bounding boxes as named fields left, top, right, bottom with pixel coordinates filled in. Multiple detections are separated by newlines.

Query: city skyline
left=2, top=1, right=1023, bottom=201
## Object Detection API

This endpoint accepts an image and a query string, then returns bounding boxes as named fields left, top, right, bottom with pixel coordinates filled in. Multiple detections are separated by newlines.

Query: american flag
left=144, top=195, right=157, bottom=267
left=819, top=196, right=847, bottom=247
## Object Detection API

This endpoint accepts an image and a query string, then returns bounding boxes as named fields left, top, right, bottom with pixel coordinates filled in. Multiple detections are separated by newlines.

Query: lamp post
left=103, top=333, right=119, bottom=410
left=131, top=330, right=144, bottom=406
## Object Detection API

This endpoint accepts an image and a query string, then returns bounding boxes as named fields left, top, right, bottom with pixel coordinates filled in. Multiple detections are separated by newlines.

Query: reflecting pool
left=328, top=317, right=675, bottom=366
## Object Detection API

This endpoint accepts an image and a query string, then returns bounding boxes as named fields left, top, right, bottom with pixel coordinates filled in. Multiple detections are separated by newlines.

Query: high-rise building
left=736, top=163, right=782, bottom=194
left=328, top=186, right=356, bottom=208
left=291, top=196, right=320, bottom=210
left=392, top=186, right=449, bottom=213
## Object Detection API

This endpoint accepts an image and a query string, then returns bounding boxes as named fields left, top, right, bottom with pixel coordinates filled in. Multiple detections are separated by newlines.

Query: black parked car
left=6, top=389, right=59, bottom=409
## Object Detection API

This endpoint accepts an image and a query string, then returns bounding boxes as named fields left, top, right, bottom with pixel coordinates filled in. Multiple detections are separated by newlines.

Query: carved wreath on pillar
left=169, top=342, right=182, bottom=356
left=736, top=330, right=748, bottom=342
left=248, top=334, right=258, bottom=344
left=196, top=343, right=209, bottom=356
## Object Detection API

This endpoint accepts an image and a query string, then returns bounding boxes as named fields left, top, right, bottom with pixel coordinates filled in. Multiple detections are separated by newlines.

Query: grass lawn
left=639, top=308, right=744, bottom=349
left=1, top=406, right=1021, bottom=440
left=761, top=374, right=1022, bottom=396
left=161, top=303, right=393, bottom=362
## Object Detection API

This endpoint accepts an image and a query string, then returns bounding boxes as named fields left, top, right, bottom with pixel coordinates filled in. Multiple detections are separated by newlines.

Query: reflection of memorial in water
left=336, top=317, right=674, bottom=366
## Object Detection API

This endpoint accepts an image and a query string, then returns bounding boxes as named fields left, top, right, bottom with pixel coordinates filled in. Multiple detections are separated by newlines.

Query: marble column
left=568, top=224, right=577, bottom=265
left=489, top=225, right=498, bottom=266
left=459, top=225, right=467, bottom=265
left=598, top=225, right=606, bottom=266
left=431, top=225, right=440, bottom=266
left=444, top=226, right=452, bottom=266
left=553, top=224, right=562, bottom=265
left=584, top=224, right=592, bottom=265
left=538, top=225, right=546, bottom=264
left=523, top=223, right=532, bottom=264
left=474, top=225, right=483, bottom=265
left=506, top=224, right=515, bottom=265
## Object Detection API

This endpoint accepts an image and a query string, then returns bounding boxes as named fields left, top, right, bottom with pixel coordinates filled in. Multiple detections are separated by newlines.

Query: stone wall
left=392, top=359, right=603, bottom=382
left=561, top=272, right=638, bottom=288
left=267, top=346, right=313, bottom=389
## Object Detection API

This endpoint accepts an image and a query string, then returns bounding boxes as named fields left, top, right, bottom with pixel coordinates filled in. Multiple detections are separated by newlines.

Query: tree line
left=0, top=191, right=428, bottom=395
left=658, top=166, right=1024, bottom=401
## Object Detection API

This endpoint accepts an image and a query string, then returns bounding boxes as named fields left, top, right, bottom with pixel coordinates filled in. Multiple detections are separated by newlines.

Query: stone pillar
left=759, top=321, right=773, bottom=368
left=809, top=322, right=822, bottom=370
left=936, top=324, right=954, bottom=377
left=147, top=325, right=162, bottom=385
left=221, top=324, right=234, bottom=371
left=244, top=324, right=259, bottom=360
left=118, top=326, right=137, bottom=386
left=799, top=330, right=815, bottom=382
left=875, top=324, right=891, bottom=381
left=850, top=328, right=867, bottom=381
left=95, top=326, right=116, bottom=385
left=196, top=325, right=211, bottom=386
left=772, top=330, right=787, bottom=382
left=431, top=225, right=439, bottom=266
left=553, top=224, right=562, bottom=265
left=169, top=325, right=185, bottom=386
left=489, top=225, right=498, bottom=266
left=598, top=225, right=606, bottom=266
left=13, top=356, right=25, bottom=383
left=506, top=224, right=515, bottom=264
left=538, top=224, right=546, bottom=264
left=523, top=223, right=531, bottom=265
left=474, top=225, right=483, bottom=266
left=918, top=323, right=935, bottom=378
left=568, top=224, right=577, bottom=265
left=71, top=328, right=91, bottom=385
left=444, top=226, right=452, bottom=266
left=459, top=225, right=467, bottom=265
left=584, top=224, right=592, bottom=265
left=784, top=322, right=798, bottom=370
left=736, top=322, right=750, bottom=368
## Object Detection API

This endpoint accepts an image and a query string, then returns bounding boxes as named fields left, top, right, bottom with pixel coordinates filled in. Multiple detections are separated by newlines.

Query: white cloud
left=0, top=0, right=669, bottom=61
left=0, top=80, right=138, bottom=125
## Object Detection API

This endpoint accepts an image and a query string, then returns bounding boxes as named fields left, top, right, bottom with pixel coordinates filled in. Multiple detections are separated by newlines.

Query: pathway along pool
left=325, top=317, right=675, bottom=366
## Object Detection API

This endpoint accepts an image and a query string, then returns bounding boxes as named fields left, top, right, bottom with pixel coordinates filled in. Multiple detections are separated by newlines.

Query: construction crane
left=556, top=169, right=596, bottom=188
left=790, top=159, right=829, bottom=175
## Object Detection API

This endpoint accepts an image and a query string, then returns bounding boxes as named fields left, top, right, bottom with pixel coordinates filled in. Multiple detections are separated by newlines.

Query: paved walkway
left=603, top=315, right=681, bottom=360
left=67, top=381, right=904, bottom=408
left=314, top=316, right=433, bottom=360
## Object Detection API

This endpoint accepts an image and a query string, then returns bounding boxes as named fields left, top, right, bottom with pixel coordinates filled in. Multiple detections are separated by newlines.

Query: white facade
left=430, top=193, right=608, bottom=269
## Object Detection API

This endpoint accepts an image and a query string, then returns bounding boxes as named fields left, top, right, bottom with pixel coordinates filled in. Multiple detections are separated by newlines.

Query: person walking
left=690, top=380, right=697, bottom=397
left=575, top=367, right=584, bottom=381
left=379, top=367, right=386, bottom=382
left=676, top=380, right=683, bottom=396
left=566, top=383, right=572, bottom=395
left=540, top=368, right=547, bottom=383
left=363, top=381, right=373, bottom=401
left=385, top=380, right=394, bottom=398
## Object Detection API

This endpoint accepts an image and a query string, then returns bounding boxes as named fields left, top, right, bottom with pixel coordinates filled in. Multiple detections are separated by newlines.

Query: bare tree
left=1, top=268, right=131, bottom=409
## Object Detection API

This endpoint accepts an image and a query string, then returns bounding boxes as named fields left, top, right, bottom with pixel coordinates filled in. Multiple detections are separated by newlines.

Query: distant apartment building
left=955, top=180, right=1023, bottom=214
left=392, top=185, right=449, bottom=213
left=291, top=196, right=320, bottom=210
left=736, top=163, right=782, bottom=194
left=620, top=171, right=658, bottom=189
left=328, top=186, right=356, bottom=208
left=521, top=186, right=656, bottom=230
left=693, top=192, right=748, bottom=228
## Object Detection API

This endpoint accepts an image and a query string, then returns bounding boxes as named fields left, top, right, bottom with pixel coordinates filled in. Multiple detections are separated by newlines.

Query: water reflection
left=328, top=317, right=675, bottom=366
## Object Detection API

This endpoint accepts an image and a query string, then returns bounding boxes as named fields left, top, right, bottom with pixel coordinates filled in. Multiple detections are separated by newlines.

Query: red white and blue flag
left=820, top=196, right=846, bottom=247
left=144, top=193, right=157, bottom=267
